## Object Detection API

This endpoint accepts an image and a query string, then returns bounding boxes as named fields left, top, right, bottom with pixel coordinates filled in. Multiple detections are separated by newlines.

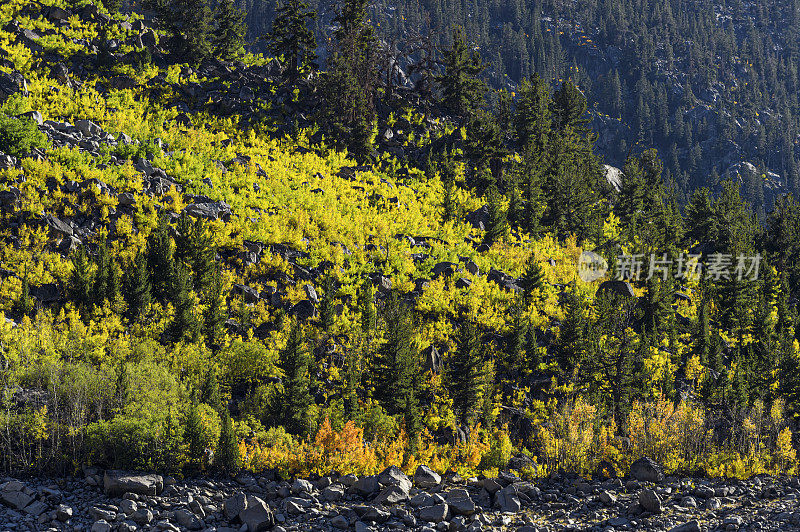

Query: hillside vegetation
left=0, top=0, right=798, bottom=484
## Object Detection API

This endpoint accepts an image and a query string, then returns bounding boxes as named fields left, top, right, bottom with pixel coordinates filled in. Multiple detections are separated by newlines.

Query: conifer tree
left=438, top=27, right=487, bottom=119
left=520, top=260, right=545, bottom=303
left=321, top=0, right=379, bottom=160
left=484, top=182, right=507, bottom=244
left=214, top=411, right=241, bottom=474
left=148, top=0, right=212, bottom=63
left=267, top=0, right=317, bottom=78
left=124, top=251, right=151, bottom=322
left=170, top=265, right=196, bottom=342
left=93, top=241, right=120, bottom=306
left=183, top=403, right=205, bottom=472
left=175, top=214, right=215, bottom=293
left=317, top=275, right=337, bottom=333
left=515, top=73, right=552, bottom=153
left=552, top=81, right=589, bottom=133
left=447, top=320, right=485, bottom=426
left=358, top=281, right=376, bottom=338
left=203, top=264, right=226, bottom=348
left=212, top=0, right=246, bottom=61
left=14, top=266, right=33, bottom=318
left=279, top=322, right=313, bottom=435
left=69, top=247, right=93, bottom=312
left=200, top=367, right=223, bottom=412
left=372, top=294, right=419, bottom=432
left=147, top=216, right=175, bottom=302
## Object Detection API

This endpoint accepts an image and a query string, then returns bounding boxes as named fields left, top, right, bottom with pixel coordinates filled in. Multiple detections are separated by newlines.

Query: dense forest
left=233, top=0, right=800, bottom=218
left=0, top=0, right=800, bottom=486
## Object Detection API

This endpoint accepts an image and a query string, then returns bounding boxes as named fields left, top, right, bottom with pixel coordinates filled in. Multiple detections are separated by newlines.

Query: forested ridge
left=1, top=0, right=800, bottom=500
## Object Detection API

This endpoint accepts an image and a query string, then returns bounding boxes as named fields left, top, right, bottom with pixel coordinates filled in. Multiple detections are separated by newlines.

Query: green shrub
left=0, top=114, right=49, bottom=157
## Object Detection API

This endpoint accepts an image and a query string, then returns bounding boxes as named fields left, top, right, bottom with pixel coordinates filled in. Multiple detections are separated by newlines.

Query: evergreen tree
left=520, top=260, right=545, bottom=303
left=200, top=367, right=223, bottom=412
left=69, top=247, right=93, bottom=312
left=214, top=411, right=241, bottom=474
left=212, top=0, right=246, bottom=60
left=148, top=0, right=212, bottom=63
left=358, top=281, right=376, bottom=338
left=279, top=322, right=313, bottom=435
left=124, top=251, right=151, bottom=322
left=372, top=294, right=420, bottom=433
left=14, top=266, right=33, bottom=318
left=552, top=81, right=589, bottom=133
left=267, top=0, right=317, bottom=78
left=317, top=275, right=337, bottom=333
left=170, top=265, right=196, bottom=342
left=203, top=264, right=226, bottom=348
left=446, top=320, right=485, bottom=426
left=175, top=214, right=215, bottom=293
left=147, top=216, right=175, bottom=302
left=183, top=403, right=205, bottom=472
left=438, top=27, right=487, bottom=119
left=321, top=0, right=379, bottom=160
left=484, top=182, right=507, bottom=244
left=515, top=73, right=552, bottom=153
left=93, top=240, right=120, bottom=306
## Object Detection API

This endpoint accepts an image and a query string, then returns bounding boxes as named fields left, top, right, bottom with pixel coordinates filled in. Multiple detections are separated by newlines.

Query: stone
left=174, top=508, right=202, bottom=530
left=496, top=485, right=522, bottom=513
left=354, top=475, right=378, bottom=496
left=44, top=214, right=73, bottom=237
left=374, top=484, right=410, bottom=505
left=103, top=471, right=163, bottom=497
left=322, top=485, right=345, bottom=502
left=238, top=496, right=274, bottom=532
left=0, top=489, right=33, bottom=510
left=224, top=492, right=248, bottom=520
left=292, top=478, right=314, bottom=494
left=184, top=201, right=232, bottom=220
left=290, top=299, right=317, bottom=320
left=91, top=520, right=111, bottom=532
left=56, top=504, right=74, bottom=521
left=378, top=465, right=412, bottom=491
left=447, top=489, right=476, bottom=516
left=414, top=465, right=441, bottom=489
left=419, top=503, right=448, bottom=523
left=639, top=488, right=662, bottom=513
left=131, top=508, right=153, bottom=525
left=75, top=119, right=102, bottom=137
left=599, top=490, right=617, bottom=505
left=331, top=514, right=349, bottom=529
left=668, top=521, right=701, bottom=532
left=598, top=280, right=636, bottom=298
left=629, top=457, right=663, bottom=483
left=22, top=500, right=46, bottom=516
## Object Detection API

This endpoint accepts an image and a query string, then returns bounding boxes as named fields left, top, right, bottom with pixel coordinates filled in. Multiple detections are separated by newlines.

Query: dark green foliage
left=200, top=368, right=223, bottom=412
left=14, top=267, right=33, bottom=318
left=175, top=214, right=215, bottom=293
left=69, top=247, right=92, bottom=312
left=202, top=264, right=226, bottom=348
left=438, top=27, right=486, bottom=119
left=183, top=404, right=205, bottom=472
left=124, top=252, right=151, bottom=322
left=212, top=0, right=246, bottom=60
left=170, top=264, right=196, bottom=342
left=214, top=412, right=241, bottom=474
left=279, top=322, right=313, bottom=435
left=446, top=320, right=485, bottom=426
left=320, top=0, right=378, bottom=160
left=148, top=0, right=212, bottom=63
left=372, top=294, right=420, bottom=433
left=317, top=275, right=337, bottom=333
left=93, top=241, right=120, bottom=306
left=146, top=216, right=174, bottom=302
left=0, top=115, right=48, bottom=158
left=484, top=182, right=507, bottom=245
left=519, top=260, right=545, bottom=303
left=267, top=0, right=317, bottom=77
left=357, top=281, right=375, bottom=337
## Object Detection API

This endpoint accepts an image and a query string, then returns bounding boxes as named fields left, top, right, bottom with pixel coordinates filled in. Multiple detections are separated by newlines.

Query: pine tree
left=93, top=240, right=120, bottom=306
left=520, top=260, right=545, bottom=303
left=212, top=0, right=246, bottom=61
left=317, top=276, right=337, bottom=333
left=183, top=403, right=205, bottom=472
left=214, top=411, right=241, bottom=474
left=514, top=73, right=552, bottom=153
left=552, top=81, right=589, bottom=133
left=321, top=0, right=378, bottom=160
left=484, top=182, right=507, bottom=244
left=124, top=251, right=151, bottom=322
left=279, top=322, right=313, bottom=435
left=267, top=0, right=317, bottom=78
left=147, top=216, right=175, bottom=302
left=438, top=27, right=487, bottom=119
left=203, top=264, right=226, bottom=348
left=147, top=0, right=212, bottom=63
left=372, top=294, right=420, bottom=432
left=358, top=281, right=376, bottom=338
left=69, top=247, right=93, bottom=312
left=175, top=214, right=215, bottom=293
left=200, top=367, right=223, bottom=412
left=14, top=266, right=33, bottom=318
left=170, top=265, right=196, bottom=342
left=447, top=320, right=485, bottom=426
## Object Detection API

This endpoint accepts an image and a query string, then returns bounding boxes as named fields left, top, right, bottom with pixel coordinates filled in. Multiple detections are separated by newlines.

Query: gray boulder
left=629, top=457, right=663, bottom=483
left=103, top=471, right=163, bottom=497
left=414, top=465, right=441, bottom=489
left=419, top=503, right=448, bottom=523
left=238, top=496, right=274, bottom=531
left=639, top=488, right=662, bottom=513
